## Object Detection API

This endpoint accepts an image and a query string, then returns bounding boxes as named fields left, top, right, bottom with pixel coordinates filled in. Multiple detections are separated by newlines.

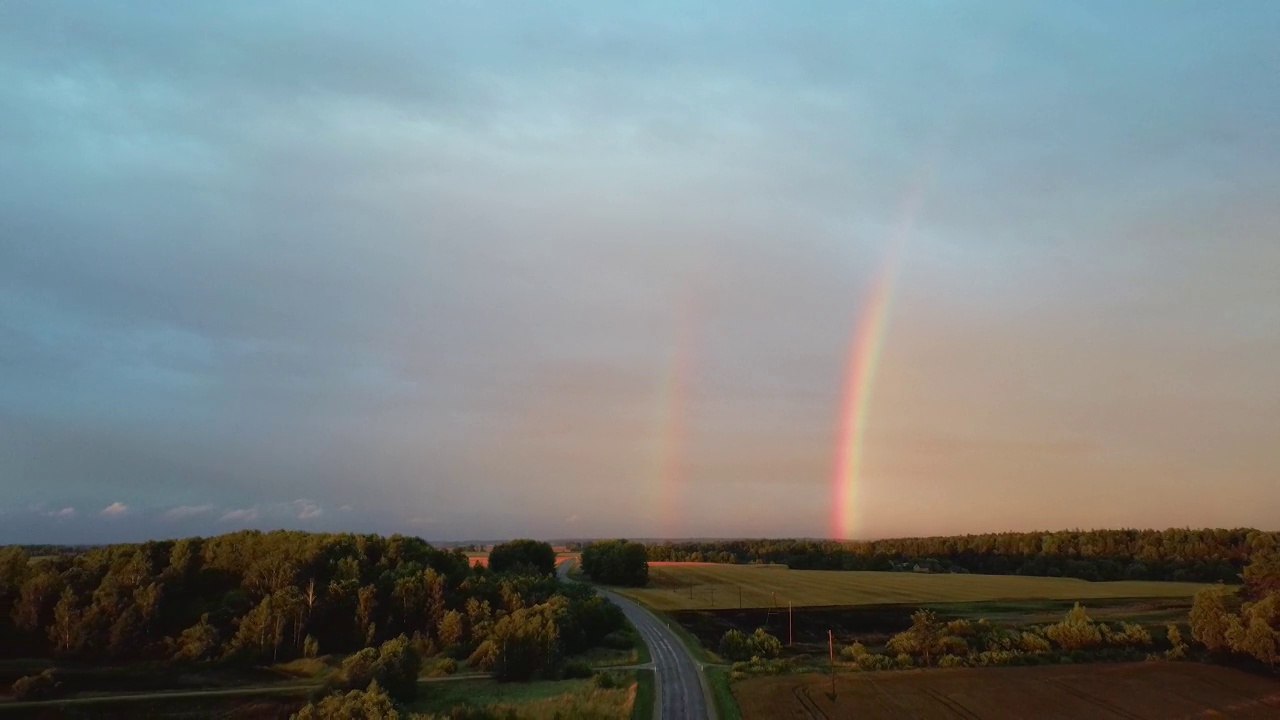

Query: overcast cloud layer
left=2, top=2, right=1278, bottom=543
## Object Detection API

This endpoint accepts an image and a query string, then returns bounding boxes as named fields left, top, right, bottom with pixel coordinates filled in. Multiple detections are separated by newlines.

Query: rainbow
left=831, top=183, right=929, bottom=540
left=653, top=293, right=699, bottom=537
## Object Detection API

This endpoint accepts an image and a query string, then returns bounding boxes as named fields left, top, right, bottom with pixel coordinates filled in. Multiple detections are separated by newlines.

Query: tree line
left=646, top=528, right=1278, bottom=583
left=0, top=531, right=631, bottom=697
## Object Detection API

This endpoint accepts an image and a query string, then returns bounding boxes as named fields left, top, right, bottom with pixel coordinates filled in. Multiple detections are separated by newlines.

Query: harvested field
left=734, top=662, right=1280, bottom=719
left=618, top=563, right=1209, bottom=611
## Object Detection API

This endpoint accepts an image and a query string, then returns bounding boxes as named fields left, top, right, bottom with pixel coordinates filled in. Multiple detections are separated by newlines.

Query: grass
left=704, top=666, right=741, bottom=720
left=409, top=675, right=637, bottom=719
left=618, top=564, right=1211, bottom=611
left=630, top=669, right=654, bottom=720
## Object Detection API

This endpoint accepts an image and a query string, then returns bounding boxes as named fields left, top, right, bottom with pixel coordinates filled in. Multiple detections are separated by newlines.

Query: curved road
left=560, top=561, right=713, bottom=720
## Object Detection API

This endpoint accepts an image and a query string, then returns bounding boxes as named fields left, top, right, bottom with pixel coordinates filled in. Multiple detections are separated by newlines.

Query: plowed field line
left=1047, top=680, right=1144, bottom=720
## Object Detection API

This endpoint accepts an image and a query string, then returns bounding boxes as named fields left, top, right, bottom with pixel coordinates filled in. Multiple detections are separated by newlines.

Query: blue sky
left=1, top=1, right=1278, bottom=543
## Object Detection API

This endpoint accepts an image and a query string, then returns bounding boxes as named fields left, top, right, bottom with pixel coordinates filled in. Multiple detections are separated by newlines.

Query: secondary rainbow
left=652, top=292, right=699, bottom=537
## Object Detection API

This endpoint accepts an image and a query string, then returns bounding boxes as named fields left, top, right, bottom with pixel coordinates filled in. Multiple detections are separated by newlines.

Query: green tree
left=478, top=602, right=560, bottom=681
left=174, top=614, right=221, bottom=661
left=437, top=610, right=464, bottom=648
left=719, top=629, right=752, bottom=662
left=1190, top=586, right=1234, bottom=652
left=338, top=635, right=422, bottom=702
left=887, top=610, right=947, bottom=666
left=49, top=586, right=83, bottom=655
left=488, top=540, right=557, bottom=576
left=580, top=540, right=649, bottom=587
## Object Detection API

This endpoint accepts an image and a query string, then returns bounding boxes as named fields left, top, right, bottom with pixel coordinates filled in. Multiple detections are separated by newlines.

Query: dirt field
left=734, top=662, right=1280, bottom=719
left=619, top=563, right=1210, bottom=611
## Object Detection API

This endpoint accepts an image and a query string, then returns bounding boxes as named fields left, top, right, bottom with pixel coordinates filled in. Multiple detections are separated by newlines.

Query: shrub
left=750, top=628, right=783, bottom=659
left=1107, top=622, right=1153, bottom=648
left=603, top=630, right=635, bottom=651
left=303, top=635, right=320, bottom=659
left=718, top=627, right=785, bottom=661
left=292, top=680, right=400, bottom=720
left=12, top=670, right=61, bottom=701
left=593, top=671, right=619, bottom=689
left=1165, top=624, right=1188, bottom=660
left=839, top=642, right=868, bottom=661
left=1043, top=604, right=1103, bottom=650
left=1018, top=632, right=1051, bottom=653
left=337, top=635, right=422, bottom=702
left=561, top=660, right=593, bottom=679
left=894, top=653, right=914, bottom=668
left=937, top=654, right=967, bottom=668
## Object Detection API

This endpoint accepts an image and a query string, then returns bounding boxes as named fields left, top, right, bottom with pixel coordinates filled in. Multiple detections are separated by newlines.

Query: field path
left=559, top=560, right=714, bottom=720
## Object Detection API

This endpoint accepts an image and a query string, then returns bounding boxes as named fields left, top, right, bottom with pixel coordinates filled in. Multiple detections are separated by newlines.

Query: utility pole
left=789, top=602, right=793, bottom=646
left=738, top=585, right=742, bottom=609
left=828, top=630, right=836, bottom=697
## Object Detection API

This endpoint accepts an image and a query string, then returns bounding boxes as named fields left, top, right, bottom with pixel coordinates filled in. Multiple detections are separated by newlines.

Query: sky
left=1, top=1, right=1278, bottom=544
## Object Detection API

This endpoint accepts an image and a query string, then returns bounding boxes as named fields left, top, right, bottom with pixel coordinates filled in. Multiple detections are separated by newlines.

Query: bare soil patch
left=734, top=662, right=1280, bottom=719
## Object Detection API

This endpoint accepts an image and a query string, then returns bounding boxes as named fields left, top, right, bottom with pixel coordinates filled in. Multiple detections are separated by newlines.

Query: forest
left=0, top=531, right=630, bottom=705
left=646, top=528, right=1279, bottom=583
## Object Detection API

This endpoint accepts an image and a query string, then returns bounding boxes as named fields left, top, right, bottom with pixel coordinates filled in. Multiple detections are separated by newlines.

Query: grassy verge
left=630, top=669, right=655, bottom=720
left=704, top=665, right=741, bottom=720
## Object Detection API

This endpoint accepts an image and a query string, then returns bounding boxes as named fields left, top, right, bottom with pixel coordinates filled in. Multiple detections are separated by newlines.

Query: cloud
left=47, top=507, right=76, bottom=519
left=100, top=502, right=129, bottom=517
left=220, top=507, right=259, bottom=523
left=292, top=500, right=322, bottom=520
left=164, top=504, right=215, bottom=520
left=565, top=514, right=580, bottom=524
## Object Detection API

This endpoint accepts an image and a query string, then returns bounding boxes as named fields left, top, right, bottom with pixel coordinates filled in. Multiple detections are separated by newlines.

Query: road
left=559, top=560, right=713, bottom=720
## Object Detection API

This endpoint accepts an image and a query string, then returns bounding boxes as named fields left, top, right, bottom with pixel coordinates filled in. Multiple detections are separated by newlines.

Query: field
left=733, top=662, right=1280, bottom=719
left=671, top=597, right=1195, bottom=657
left=408, top=675, right=638, bottom=719
left=618, top=563, right=1210, bottom=611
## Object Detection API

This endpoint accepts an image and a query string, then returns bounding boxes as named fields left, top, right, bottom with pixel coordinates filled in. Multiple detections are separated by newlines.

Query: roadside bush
left=839, top=642, right=868, bottom=661
left=855, top=653, right=896, bottom=671
left=292, top=680, right=400, bottom=720
left=12, top=670, right=61, bottom=701
left=750, top=628, right=783, bottom=659
left=336, top=635, right=422, bottom=703
left=729, top=657, right=794, bottom=677
left=561, top=660, right=593, bottom=679
left=603, top=630, right=635, bottom=651
left=593, top=671, right=619, bottom=689
left=719, top=628, right=782, bottom=662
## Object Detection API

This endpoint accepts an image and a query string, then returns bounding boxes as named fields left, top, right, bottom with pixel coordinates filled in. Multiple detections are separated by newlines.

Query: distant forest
left=646, top=529, right=1280, bottom=584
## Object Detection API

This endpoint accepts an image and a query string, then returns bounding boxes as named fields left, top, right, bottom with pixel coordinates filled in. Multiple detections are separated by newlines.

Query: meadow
left=618, top=563, right=1211, bottom=611
left=732, top=662, right=1280, bottom=719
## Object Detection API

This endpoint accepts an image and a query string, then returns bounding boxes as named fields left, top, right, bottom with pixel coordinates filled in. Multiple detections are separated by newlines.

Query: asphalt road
left=560, top=561, right=713, bottom=720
